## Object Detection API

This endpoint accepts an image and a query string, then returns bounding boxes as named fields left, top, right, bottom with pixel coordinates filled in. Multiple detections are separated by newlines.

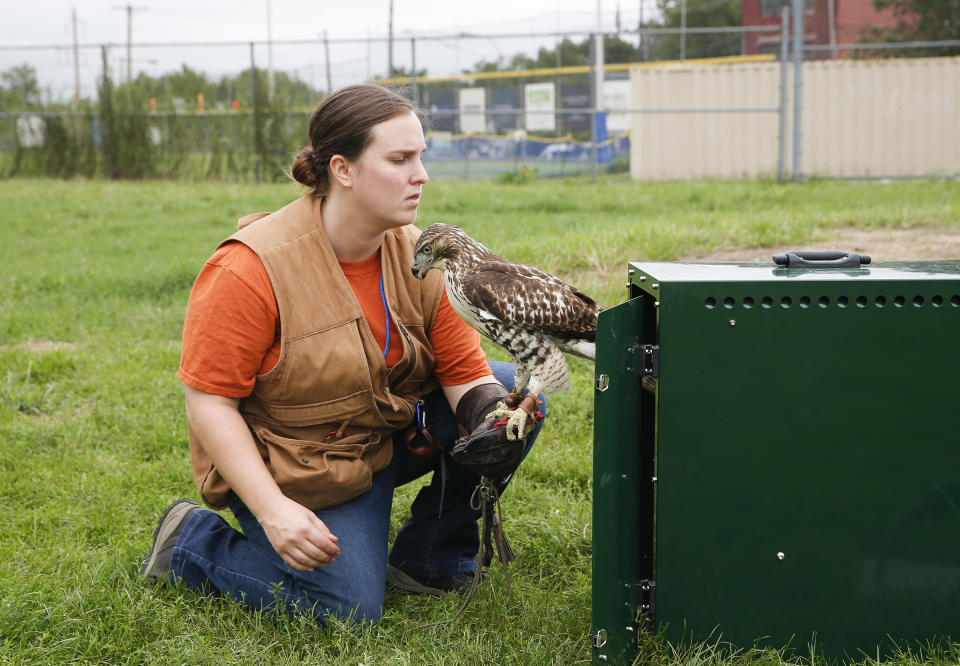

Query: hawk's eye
left=422, top=245, right=433, bottom=255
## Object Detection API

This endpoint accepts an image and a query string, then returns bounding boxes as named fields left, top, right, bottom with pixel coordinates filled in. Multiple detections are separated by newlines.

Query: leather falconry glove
left=450, top=383, right=536, bottom=485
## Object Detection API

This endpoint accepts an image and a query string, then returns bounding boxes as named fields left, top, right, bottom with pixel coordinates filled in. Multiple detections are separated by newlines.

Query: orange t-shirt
left=178, top=241, right=490, bottom=398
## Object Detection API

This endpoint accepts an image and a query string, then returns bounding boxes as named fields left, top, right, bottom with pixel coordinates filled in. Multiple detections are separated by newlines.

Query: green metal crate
left=592, top=260, right=960, bottom=664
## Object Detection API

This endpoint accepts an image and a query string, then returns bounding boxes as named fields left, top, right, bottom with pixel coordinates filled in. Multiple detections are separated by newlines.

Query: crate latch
left=640, top=345, right=659, bottom=379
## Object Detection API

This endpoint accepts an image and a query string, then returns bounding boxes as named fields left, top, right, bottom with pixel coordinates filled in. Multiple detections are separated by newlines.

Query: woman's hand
left=184, top=385, right=342, bottom=572
left=258, top=496, right=341, bottom=571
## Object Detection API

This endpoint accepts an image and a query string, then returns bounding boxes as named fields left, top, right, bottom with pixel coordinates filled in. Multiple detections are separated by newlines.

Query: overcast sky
left=2, top=1, right=650, bottom=103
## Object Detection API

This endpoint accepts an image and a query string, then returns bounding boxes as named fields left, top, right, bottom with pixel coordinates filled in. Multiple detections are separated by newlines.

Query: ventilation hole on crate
left=742, top=296, right=754, bottom=309
left=761, top=296, right=773, bottom=309
left=780, top=296, right=792, bottom=308
left=932, top=295, right=943, bottom=307
left=856, top=296, right=867, bottom=308
left=723, top=297, right=735, bottom=309
left=875, top=295, right=887, bottom=308
left=818, top=296, right=830, bottom=308
left=799, top=296, right=811, bottom=308
left=705, top=297, right=716, bottom=309
left=952, top=295, right=960, bottom=307
left=837, top=296, right=849, bottom=308
left=894, top=295, right=906, bottom=308
left=913, top=295, right=924, bottom=307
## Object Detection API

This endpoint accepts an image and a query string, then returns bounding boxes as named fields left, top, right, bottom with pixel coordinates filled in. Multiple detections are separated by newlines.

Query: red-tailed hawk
left=411, top=223, right=601, bottom=439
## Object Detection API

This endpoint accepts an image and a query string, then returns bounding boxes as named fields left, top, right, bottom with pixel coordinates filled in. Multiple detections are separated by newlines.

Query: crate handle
left=772, top=250, right=871, bottom=268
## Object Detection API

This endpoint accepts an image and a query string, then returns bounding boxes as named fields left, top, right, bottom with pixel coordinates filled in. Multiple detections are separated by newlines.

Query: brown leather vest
left=190, top=195, right=444, bottom=510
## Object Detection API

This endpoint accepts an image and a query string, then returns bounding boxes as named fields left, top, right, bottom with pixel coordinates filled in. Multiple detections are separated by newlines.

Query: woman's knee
left=305, top=594, right=383, bottom=625
left=295, top=571, right=386, bottom=625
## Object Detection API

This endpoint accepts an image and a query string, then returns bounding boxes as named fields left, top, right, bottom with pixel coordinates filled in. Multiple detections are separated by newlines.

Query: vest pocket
left=253, top=426, right=383, bottom=510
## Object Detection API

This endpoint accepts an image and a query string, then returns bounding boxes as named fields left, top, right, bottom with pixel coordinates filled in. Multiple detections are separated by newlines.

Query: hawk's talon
left=485, top=401, right=534, bottom=441
left=485, top=401, right=513, bottom=423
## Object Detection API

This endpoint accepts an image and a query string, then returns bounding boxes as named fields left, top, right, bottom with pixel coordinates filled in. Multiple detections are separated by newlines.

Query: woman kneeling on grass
left=137, top=84, right=545, bottom=623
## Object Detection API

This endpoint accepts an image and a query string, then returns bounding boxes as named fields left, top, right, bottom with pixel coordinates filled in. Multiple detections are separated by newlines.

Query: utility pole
left=638, top=0, right=645, bottom=59
left=266, top=0, right=275, bottom=102
left=113, top=4, right=147, bottom=83
left=388, top=0, right=394, bottom=76
left=72, top=8, right=80, bottom=104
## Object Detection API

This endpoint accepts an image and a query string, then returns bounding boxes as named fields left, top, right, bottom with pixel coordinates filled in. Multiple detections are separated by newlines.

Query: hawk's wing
left=460, top=260, right=599, bottom=340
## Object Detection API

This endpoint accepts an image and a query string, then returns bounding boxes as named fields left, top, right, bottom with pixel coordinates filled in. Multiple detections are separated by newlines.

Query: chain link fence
left=1, top=16, right=957, bottom=182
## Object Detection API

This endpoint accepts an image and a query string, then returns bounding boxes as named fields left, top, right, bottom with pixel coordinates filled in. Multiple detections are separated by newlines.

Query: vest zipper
left=391, top=322, right=418, bottom=387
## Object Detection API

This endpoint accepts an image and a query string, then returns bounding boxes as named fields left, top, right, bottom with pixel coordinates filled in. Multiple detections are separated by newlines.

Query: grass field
left=1, top=175, right=958, bottom=665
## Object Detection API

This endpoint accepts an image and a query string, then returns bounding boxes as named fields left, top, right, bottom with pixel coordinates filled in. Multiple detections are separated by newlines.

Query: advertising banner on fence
left=492, top=86, right=517, bottom=132
left=429, top=89, right=455, bottom=132
left=561, top=83, right=591, bottom=133
left=603, top=80, right=632, bottom=133
left=458, top=87, right=486, bottom=134
left=524, top=82, right=556, bottom=132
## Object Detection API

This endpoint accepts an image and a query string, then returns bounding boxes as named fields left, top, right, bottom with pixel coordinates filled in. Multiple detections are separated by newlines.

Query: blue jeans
left=169, top=361, right=545, bottom=623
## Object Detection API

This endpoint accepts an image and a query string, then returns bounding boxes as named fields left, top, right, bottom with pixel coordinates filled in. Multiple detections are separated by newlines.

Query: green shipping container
left=592, top=257, right=960, bottom=664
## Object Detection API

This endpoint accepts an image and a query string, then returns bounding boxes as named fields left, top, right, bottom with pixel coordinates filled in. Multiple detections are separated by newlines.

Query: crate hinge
left=640, top=345, right=659, bottom=379
left=633, top=579, right=657, bottom=633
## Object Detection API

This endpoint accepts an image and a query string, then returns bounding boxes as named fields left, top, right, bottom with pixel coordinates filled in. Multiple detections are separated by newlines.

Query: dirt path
left=682, top=227, right=960, bottom=263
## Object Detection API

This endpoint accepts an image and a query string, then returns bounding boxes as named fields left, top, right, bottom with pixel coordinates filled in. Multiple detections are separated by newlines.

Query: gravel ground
left=683, top=226, right=960, bottom=263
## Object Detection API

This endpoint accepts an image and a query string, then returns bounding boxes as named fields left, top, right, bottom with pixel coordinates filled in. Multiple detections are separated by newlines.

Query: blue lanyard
left=378, top=272, right=390, bottom=358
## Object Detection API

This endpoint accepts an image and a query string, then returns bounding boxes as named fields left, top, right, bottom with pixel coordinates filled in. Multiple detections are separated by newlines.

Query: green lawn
left=1, top=176, right=958, bottom=665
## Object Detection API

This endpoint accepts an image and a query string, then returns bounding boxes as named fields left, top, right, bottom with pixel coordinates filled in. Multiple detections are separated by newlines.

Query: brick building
left=742, top=0, right=900, bottom=58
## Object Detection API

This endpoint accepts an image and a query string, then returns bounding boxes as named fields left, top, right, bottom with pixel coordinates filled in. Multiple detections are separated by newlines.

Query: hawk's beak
left=411, top=255, right=428, bottom=279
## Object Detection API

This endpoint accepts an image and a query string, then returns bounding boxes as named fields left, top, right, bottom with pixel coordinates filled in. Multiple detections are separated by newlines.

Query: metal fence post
left=250, top=41, right=260, bottom=184
left=592, top=1, right=603, bottom=185
left=99, top=45, right=113, bottom=179
left=791, top=0, right=804, bottom=182
left=323, top=30, right=333, bottom=93
left=778, top=6, right=789, bottom=182
left=411, top=38, right=418, bottom=104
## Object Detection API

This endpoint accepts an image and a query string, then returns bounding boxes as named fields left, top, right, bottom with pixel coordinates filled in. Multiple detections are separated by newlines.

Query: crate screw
left=777, top=552, right=785, bottom=560
left=651, top=283, right=660, bottom=289
left=626, top=626, right=635, bottom=632
left=621, top=473, right=628, bottom=479
left=639, top=275, right=646, bottom=282
left=652, top=476, right=658, bottom=482
left=628, top=268, right=636, bottom=275
left=729, top=320, right=736, bottom=326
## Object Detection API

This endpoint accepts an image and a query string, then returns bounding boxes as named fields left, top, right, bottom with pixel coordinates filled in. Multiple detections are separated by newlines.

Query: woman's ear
left=329, top=154, right=353, bottom=189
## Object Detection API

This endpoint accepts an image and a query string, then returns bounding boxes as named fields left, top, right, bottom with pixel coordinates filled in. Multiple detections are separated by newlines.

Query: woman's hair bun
left=291, top=146, right=319, bottom=188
